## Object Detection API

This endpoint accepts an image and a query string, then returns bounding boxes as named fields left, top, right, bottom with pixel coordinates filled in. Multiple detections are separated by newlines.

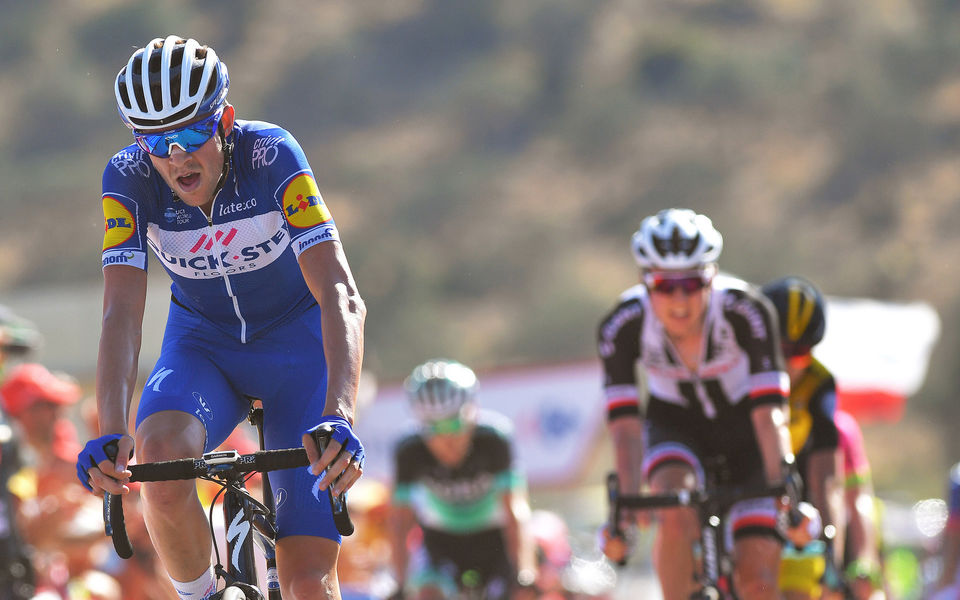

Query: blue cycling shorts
left=135, top=300, right=340, bottom=542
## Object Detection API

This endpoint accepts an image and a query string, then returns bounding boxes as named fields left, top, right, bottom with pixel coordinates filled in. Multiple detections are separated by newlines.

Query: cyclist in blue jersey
left=597, top=209, right=794, bottom=600
left=75, top=36, right=366, bottom=600
left=389, top=360, right=537, bottom=600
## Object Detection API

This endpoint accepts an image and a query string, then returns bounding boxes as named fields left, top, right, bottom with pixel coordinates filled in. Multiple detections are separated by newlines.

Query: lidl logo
left=282, top=174, right=331, bottom=229
left=103, top=196, right=136, bottom=250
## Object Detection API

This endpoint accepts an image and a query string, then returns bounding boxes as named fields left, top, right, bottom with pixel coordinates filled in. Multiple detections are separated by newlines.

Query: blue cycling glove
left=76, top=434, right=130, bottom=492
left=305, top=415, right=365, bottom=471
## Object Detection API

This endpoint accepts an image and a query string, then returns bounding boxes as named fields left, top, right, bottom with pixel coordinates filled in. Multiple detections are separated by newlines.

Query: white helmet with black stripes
left=631, top=208, right=723, bottom=270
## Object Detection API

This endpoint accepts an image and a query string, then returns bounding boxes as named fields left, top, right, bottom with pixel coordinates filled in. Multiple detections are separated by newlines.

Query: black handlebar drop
left=310, top=424, right=355, bottom=537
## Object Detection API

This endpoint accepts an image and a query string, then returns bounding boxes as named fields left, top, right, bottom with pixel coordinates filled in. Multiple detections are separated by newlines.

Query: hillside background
left=1, top=0, right=959, bottom=498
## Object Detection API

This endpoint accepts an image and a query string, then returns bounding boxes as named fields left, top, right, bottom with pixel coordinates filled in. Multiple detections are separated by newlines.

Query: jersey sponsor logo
left=296, top=226, right=338, bottom=253
left=190, top=228, right=238, bottom=253
left=425, top=473, right=495, bottom=504
left=281, top=174, right=332, bottom=229
left=599, top=302, right=643, bottom=357
left=110, top=149, right=151, bottom=177
left=251, top=135, right=284, bottom=169
left=725, top=296, right=769, bottom=341
left=219, top=198, right=257, bottom=217
left=103, top=197, right=136, bottom=250
left=149, top=222, right=289, bottom=279
left=102, top=251, right=136, bottom=267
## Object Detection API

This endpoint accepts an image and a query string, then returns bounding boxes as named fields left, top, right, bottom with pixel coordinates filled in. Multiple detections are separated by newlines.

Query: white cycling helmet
left=631, top=208, right=723, bottom=270
left=404, top=359, right=478, bottom=421
left=115, top=35, right=229, bottom=132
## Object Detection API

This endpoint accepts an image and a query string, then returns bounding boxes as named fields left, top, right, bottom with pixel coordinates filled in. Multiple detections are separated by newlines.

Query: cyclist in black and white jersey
left=597, top=209, right=793, bottom=600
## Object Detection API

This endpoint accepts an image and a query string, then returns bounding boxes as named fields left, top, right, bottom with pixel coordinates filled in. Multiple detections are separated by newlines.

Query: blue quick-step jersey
left=101, top=120, right=340, bottom=343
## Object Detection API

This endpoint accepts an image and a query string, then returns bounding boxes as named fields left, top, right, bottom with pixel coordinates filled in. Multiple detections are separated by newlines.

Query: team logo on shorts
left=282, top=173, right=332, bottom=229
left=103, top=196, right=136, bottom=250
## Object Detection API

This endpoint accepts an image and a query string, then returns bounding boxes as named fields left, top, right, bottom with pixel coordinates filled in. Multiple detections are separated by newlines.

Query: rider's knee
left=135, top=414, right=204, bottom=463
left=656, top=506, right=697, bottom=537
left=283, top=570, right=338, bottom=600
left=735, top=569, right=779, bottom=600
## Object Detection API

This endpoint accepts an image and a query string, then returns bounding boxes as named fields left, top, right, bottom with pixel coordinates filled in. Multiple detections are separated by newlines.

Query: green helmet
left=404, top=359, right=478, bottom=421
left=0, top=305, right=41, bottom=357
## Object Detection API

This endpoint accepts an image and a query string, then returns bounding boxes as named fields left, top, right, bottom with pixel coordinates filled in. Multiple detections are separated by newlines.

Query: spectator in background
left=0, top=305, right=41, bottom=599
left=0, top=362, right=106, bottom=596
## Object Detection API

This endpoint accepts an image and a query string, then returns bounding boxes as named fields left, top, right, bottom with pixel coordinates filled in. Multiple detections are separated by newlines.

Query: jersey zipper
left=203, top=186, right=249, bottom=343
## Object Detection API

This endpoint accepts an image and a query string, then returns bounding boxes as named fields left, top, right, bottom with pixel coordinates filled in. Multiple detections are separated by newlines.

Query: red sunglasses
left=644, top=272, right=711, bottom=295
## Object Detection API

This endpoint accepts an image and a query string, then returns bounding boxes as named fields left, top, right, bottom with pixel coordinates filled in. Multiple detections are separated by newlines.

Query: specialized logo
left=786, top=286, right=816, bottom=342
left=103, top=197, right=136, bottom=250
left=226, top=510, right=251, bottom=571
left=147, top=367, right=174, bottom=393
left=281, top=173, right=331, bottom=229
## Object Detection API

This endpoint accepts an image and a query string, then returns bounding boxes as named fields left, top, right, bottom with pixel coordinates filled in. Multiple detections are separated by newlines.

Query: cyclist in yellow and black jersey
left=763, top=277, right=844, bottom=599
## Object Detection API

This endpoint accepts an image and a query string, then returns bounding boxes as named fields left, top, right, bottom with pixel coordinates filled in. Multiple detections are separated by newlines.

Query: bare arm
left=808, top=446, right=845, bottom=561
left=501, top=488, right=537, bottom=582
left=88, top=265, right=146, bottom=492
left=389, top=503, right=417, bottom=591
left=297, top=241, right=366, bottom=422
left=609, top=416, right=644, bottom=495
left=750, top=404, right=791, bottom=484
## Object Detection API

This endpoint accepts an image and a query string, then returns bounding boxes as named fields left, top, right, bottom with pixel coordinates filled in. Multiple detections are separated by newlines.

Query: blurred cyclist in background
left=0, top=305, right=41, bottom=599
left=597, top=208, right=793, bottom=600
left=763, top=277, right=884, bottom=599
left=833, top=409, right=884, bottom=599
left=762, top=276, right=845, bottom=599
left=389, top=359, right=537, bottom=600
left=930, top=462, right=960, bottom=599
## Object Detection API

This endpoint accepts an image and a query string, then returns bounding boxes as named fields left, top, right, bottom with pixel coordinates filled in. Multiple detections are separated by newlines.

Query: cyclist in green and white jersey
left=389, top=360, right=537, bottom=600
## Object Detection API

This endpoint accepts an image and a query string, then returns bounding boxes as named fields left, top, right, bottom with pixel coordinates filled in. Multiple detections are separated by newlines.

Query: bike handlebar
left=105, top=425, right=354, bottom=560
left=605, top=471, right=794, bottom=566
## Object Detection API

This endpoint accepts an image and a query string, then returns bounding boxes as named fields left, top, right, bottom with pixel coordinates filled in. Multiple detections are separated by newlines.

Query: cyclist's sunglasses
left=133, top=108, right=223, bottom=158
left=644, top=271, right=712, bottom=295
left=425, top=415, right=467, bottom=436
